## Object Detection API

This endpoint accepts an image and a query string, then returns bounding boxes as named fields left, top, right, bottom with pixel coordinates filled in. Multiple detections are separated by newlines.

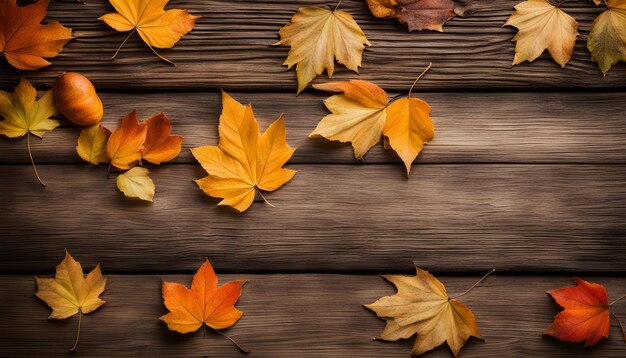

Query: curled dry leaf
left=276, top=6, right=370, bottom=94
left=588, top=0, right=626, bottom=75
left=366, top=0, right=458, bottom=32
left=117, top=167, right=155, bottom=202
left=311, top=78, right=434, bottom=176
left=77, top=124, right=111, bottom=165
left=0, top=0, right=72, bottom=70
left=544, top=278, right=625, bottom=346
left=0, top=79, right=59, bottom=186
left=192, top=92, right=296, bottom=213
left=106, top=111, right=148, bottom=170
left=160, top=259, right=249, bottom=352
left=505, top=0, right=579, bottom=68
left=365, top=267, right=487, bottom=357
left=35, top=251, right=106, bottom=351
left=99, top=0, right=199, bottom=65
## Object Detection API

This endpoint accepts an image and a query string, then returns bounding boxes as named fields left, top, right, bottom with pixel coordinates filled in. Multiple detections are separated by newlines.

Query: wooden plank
left=2, top=91, right=626, bottom=165
left=2, top=0, right=624, bottom=91
left=0, top=274, right=624, bottom=357
left=1, top=164, right=624, bottom=273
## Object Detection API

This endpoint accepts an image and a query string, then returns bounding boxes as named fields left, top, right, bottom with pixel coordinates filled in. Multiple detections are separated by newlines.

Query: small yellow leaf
left=0, top=78, right=59, bottom=138
left=76, top=124, right=111, bottom=165
left=588, top=0, right=626, bottom=75
left=117, top=167, right=155, bottom=202
left=505, top=0, right=579, bottom=68
left=276, top=7, right=370, bottom=94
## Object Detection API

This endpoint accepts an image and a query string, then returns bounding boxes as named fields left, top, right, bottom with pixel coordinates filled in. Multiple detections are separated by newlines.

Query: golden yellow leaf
left=35, top=251, right=106, bottom=351
left=117, top=167, right=155, bottom=202
left=588, top=0, right=626, bottom=75
left=310, top=80, right=388, bottom=159
left=0, top=78, right=59, bottom=186
left=365, top=268, right=486, bottom=357
left=77, top=124, right=111, bottom=165
left=276, top=6, right=370, bottom=94
left=99, top=0, right=199, bottom=64
left=385, top=97, right=434, bottom=175
left=505, top=0, right=579, bottom=68
left=192, top=92, right=296, bottom=212
left=312, top=78, right=434, bottom=176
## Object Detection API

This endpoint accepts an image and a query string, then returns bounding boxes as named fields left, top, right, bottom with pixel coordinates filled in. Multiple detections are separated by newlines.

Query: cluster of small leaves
left=505, top=0, right=626, bottom=74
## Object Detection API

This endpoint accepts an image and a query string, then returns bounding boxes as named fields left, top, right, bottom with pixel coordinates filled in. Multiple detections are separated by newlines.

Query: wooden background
left=0, top=0, right=625, bottom=356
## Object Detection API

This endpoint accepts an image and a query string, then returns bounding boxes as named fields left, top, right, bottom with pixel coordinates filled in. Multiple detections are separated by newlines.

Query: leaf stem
left=609, top=294, right=626, bottom=306
left=451, top=269, right=495, bottom=300
left=111, top=28, right=136, bottom=60
left=611, top=312, right=625, bottom=343
left=335, top=0, right=343, bottom=11
left=146, top=42, right=176, bottom=66
left=69, top=310, right=82, bottom=352
left=27, top=133, right=45, bottom=187
left=209, top=327, right=250, bottom=354
left=255, top=186, right=275, bottom=208
left=408, top=62, right=432, bottom=98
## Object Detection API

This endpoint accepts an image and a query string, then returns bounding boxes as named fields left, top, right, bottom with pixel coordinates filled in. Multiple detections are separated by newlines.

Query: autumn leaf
left=504, top=0, right=579, bottom=68
left=191, top=92, right=296, bottom=212
left=365, top=268, right=493, bottom=357
left=0, top=0, right=72, bottom=70
left=142, top=113, right=183, bottom=164
left=117, top=167, right=155, bottom=202
left=545, top=278, right=625, bottom=346
left=588, top=0, right=626, bottom=75
left=276, top=5, right=370, bottom=94
left=77, top=124, right=111, bottom=165
left=311, top=65, right=434, bottom=176
left=106, top=111, right=148, bottom=171
left=35, top=251, right=106, bottom=352
left=0, top=78, right=59, bottom=186
left=161, top=259, right=249, bottom=352
left=99, top=0, right=199, bottom=65
left=366, top=0, right=458, bottom=32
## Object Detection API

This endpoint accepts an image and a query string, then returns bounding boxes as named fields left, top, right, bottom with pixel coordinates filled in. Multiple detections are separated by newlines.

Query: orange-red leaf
left=0, top=0, right=72, bottom=70
left=366, top=0, right=457, bottom=32
left=160, top=259, right=246, bottom=333
left=106, top=111, right=148, bottom=170
left=142, top=113, right=183, bottom=164
left=544, top=279, right=611, bottom=346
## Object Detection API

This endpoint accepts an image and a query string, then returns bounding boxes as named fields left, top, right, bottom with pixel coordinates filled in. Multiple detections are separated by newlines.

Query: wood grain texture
left=1, top=274, right=624, bottom=357
left=1, top=0, right=624, bottom=91
left=1, top=164, right=624, bottom=274
left=2, top=91, right=626, bottom=165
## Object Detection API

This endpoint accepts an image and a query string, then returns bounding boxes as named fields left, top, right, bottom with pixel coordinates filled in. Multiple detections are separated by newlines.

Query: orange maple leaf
left=142, top=113, right=183, bottom=165
left=106, top=111, right=148, bottom=170
left=160, top=259, right=247, bottom=334
left=545, top=278, right=624, bottom=346
left=0, top=0, right=72, bottom=70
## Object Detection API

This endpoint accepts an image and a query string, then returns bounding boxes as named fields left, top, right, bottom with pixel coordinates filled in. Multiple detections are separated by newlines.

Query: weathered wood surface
left=1, top=274, right=624, bottom=357
left=2, top=91, right=626, bottom=165
left=2, top=164, right=625, bottom=273
left=1, top=0, right=624, bottom=91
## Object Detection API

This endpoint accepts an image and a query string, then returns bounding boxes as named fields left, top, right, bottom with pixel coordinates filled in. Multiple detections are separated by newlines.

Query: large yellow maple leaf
left=100, top=0, right=199, bottom=64
left=276, top=6, right=370, bottom=94
left=588, top=0, right=626, bottom=75
left=505, top=0, right=579, bottom=68
left=365, top=268, right=487, bottom=357
left=192, top=92, right=296, bottom=212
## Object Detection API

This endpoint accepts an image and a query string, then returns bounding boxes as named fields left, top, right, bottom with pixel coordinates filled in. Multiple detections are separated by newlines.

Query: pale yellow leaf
left=588, top=0, right=626, bottom=75
left=76, top=124, right=111, bottom=165
left=117, top=167, right=155, bottom=202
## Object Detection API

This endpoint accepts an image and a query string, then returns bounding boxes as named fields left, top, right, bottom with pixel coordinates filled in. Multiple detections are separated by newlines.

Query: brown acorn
left=54, top=72, right=103, bottom=126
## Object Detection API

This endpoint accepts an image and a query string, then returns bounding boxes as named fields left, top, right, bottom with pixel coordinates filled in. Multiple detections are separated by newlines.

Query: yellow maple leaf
left=365, top=268, right=493, bottom=357
left=588, top=0, right=626, bottom=75
left=310, top=67, right=434, bottom=177
left=505, top=0, right=579, bottom=68
left=0, top=78, right=59, bottom=186
left=35, top=251, right=106, bottom=351
left=276, top=6, right=370, bottom=94
left=117, top=167, right=155, bottom=202
left=99, top=0, right=199, bottom=65
left=76, top=124, right=111, bottom=165
left=192, top=92, right=296, bottom=213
